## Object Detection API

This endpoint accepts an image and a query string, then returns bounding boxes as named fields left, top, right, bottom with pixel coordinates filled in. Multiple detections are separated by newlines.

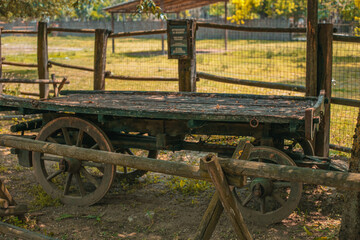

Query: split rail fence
left=0, top=22, right=359, bottom=154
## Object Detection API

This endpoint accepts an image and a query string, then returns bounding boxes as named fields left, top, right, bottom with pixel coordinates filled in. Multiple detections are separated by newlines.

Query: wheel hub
left=250, top=178, right=273, bottom=198
left=59, top=158, right=81, bottom=173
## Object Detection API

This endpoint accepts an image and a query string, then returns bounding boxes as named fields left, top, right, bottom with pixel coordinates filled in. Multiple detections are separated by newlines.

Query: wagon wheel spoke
left=47, top=137, right=59, bottom=144
left=46, top=170, right=63, bottom=181
left=259, top=197, right=266, bottom=214
left=90, top=143, right=99, bottom=149
left=76, top=130, right=84, bottom=147
left=241, top=192, right=254, bottom=207
left=64, top=173, right=73, bottom=196
left=271, top=193, right=286, bottom=206
left=62, top=128, right=72, bottom=145
left=75, top=173, right=86, bottom=197
left=80, top=167, right=100, bottom=188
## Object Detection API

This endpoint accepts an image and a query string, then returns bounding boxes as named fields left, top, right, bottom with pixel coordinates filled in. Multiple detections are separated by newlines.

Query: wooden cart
left=0, top=90, right=329, bottom=226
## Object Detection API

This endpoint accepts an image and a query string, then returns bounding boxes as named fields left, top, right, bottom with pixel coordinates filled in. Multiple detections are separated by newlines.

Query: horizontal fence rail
left=1, top=30, right=37, bottom=34
left=197, top=22, right=306, bottom=33
left=47, top=28, right=96, bottom=33
left=48, top=60, right=94, bottom=72
left=332, top=97, right=360, bottom=108
left=109, top=29, right=167, bottom=38
left=333, top=35, right=360, bottom=43
left=0, top=79, right=69, bottom=84
left=329, top=144, right=351, bottom=153
left=197, top=72, right=306, bottom=93
left=2, top=61, right=38, bottom=68
left=105, top=74, right=178, bottom=81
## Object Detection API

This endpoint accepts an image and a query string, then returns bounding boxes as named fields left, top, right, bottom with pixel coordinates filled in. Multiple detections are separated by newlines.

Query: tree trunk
left=339, top=109, right=360, bottom=239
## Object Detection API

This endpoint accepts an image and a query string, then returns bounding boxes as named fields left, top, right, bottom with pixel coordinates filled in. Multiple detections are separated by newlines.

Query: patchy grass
left=28, top=185, right=62, bottom=210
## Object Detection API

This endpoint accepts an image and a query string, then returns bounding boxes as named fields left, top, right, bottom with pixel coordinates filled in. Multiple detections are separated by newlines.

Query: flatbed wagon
left=0, top=90, right=329, bottom=226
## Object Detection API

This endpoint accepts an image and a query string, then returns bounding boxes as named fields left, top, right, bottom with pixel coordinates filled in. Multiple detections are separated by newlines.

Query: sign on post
left=167, top=20, right=195, bottom=60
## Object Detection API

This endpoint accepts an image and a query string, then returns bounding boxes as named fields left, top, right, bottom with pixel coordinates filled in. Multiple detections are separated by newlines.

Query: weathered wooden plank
left=0, top=91, right=319, bottom=123
left=59, top=90, right=317, bottom=101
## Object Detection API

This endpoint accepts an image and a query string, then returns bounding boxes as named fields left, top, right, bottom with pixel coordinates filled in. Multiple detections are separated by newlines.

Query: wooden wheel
left=234, top=146, right=303, bottom=226
left=32, top=117, right=116, bottom=206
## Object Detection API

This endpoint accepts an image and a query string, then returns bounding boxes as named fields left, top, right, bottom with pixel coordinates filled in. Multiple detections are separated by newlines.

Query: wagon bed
left=0, top=91, right=324, bottom=124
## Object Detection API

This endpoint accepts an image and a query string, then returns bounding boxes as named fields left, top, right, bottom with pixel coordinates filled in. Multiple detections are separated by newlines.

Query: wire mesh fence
left=105, top=35, right=178, bottom=91
left=1, top=34, right=38, bottom=96
left=196, top=27, right=307, bottom=96
left=331, top=41, right=360, bottom=149
left=47, top=35, right=95, bottom=92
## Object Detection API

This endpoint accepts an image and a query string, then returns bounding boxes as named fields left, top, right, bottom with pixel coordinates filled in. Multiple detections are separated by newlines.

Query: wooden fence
left=1, top=22, right=360, bottom=153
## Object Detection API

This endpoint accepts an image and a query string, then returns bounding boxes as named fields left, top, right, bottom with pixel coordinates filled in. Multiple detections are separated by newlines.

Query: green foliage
left=0, top=0, right=93, bottom=20
left=29, top=185, right=62, bottom=210
left=166, top=176, right=210, bottom=195
left=135, top=0, right=167, bottom=20
left=210, top=3, right=226, bottom=17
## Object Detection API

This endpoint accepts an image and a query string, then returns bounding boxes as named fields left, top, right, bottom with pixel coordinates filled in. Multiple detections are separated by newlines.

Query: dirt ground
left=0, top=145, right=345, bottom=240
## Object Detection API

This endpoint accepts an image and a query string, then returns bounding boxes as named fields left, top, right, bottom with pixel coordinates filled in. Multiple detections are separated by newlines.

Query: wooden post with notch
left=37, top=22, right=50, bottom=98
left=315, top=23, right=333, bottom=157
left=195, top=141, right=252, bottom=240
left=94, top=29, right=110, bottom=90
left=202, top=154, right=252, bottom=240
left=306, top=0, right=318, bottom=97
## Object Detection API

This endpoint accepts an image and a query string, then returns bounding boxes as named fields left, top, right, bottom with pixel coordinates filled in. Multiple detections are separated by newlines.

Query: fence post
left=94, top=29, right=110, bottom=90
left=315, top=23, right=333, bottom=157
left=37, top=22, right=49, bottom=99
left=0, top=28, right=3, bottom=94
left=178, top=21, right=196, bottom=92
left=306, top=0, right=318, bottom=97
